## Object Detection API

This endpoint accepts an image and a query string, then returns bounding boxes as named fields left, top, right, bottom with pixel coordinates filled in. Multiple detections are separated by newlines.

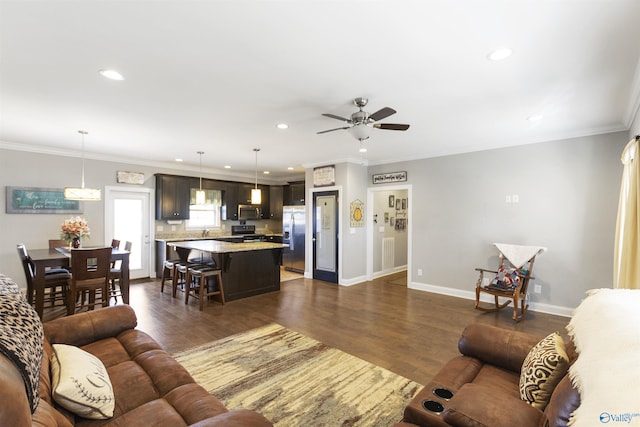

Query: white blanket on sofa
left=567, top=288, right=640, bottom=426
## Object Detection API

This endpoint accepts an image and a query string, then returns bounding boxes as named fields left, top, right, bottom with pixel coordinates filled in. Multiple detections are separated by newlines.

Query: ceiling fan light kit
left=318, top=97, right=410, bottom=142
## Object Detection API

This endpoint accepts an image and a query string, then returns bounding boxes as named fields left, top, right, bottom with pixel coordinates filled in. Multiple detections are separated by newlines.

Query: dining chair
left=17, top=243, right=70, bottom=308
left=48, top=239, right=68, bottom=250
left=109, top=241, right=131, bottom=303
left=67, top=247, right=112, bottom=315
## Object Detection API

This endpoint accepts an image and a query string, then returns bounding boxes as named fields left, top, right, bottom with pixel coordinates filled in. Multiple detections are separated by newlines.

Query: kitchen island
left=167, top=240, right=287, bottom=302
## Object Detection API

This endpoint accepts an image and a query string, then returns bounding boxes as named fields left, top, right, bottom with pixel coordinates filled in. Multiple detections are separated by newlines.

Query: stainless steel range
left=231, top=225, right=266, bottom=242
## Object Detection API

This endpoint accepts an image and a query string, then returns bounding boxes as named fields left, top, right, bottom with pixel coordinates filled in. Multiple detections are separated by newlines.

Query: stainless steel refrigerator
left=282, top=206, right=305, bottom=273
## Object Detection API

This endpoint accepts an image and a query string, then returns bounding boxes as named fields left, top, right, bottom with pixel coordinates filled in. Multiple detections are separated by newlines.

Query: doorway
left=105, top=187, right=153, bottom=279
left=312, top=190, right=339, bottom=283
left=366, top=184, right=412, bottom=284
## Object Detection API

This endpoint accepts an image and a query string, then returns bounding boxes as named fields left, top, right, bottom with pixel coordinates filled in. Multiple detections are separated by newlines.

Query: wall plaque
left=372, top=171, right=407, bottom=184
left=117, top=171, right=145, bottom=184
left=313, top=165, right=335, bottom=187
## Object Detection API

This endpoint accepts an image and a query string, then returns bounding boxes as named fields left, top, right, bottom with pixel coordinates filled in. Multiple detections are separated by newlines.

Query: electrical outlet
left=417, top=269, right=423, bottom=276
left=534, top=284, right=542, bottom=294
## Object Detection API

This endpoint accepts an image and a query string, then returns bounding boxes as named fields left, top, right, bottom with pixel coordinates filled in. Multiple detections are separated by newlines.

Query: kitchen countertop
left=156, top=233, right=282, bottom=242
left=167, top=239, right=288, bottom=253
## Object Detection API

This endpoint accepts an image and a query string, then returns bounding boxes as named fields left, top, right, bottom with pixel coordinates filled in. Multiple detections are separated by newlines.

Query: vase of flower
left=61, top=216, right=90, bottom=248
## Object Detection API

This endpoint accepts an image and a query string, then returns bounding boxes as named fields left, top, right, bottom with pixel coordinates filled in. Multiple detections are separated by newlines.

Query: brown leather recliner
left=397, top=323, right=580, bottom=427
left=0, top=305, right=273, bottom=427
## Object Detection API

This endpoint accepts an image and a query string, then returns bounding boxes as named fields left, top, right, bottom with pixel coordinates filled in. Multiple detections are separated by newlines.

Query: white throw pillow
left=51, top=344, right=115, bottom=419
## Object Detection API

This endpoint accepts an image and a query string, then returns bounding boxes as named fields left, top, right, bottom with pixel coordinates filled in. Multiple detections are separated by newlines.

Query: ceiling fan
left=317, top=97, right=410, bottom=141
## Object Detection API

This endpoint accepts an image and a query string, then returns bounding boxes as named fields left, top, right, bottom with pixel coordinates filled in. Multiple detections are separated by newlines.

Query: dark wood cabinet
left=156, top=174, right=277, bottom=222
left=283, top=181, right=305, bottom=206
left=222, top=182, right=239, bottom=221
left=269, top=185, right=283, bottom=219
left=155, top=174, right=195, bottom=220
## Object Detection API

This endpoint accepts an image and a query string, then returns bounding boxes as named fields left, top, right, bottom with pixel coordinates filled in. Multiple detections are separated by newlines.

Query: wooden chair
left=67, top=247, right=112, bottom=315
left=474, top=244, right=543, bottom=322
left=17, top=243, right=70, bottom=308
left=109, top=241, right=131, bottom=303
left=48, top=239, right=68, bottom=250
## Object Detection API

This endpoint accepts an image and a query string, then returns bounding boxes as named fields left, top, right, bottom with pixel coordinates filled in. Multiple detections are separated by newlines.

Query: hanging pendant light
left=195, top=151, right=206, bottom=205
left=251, top=148, right=262, bottom=205
left=64, top=130, right=101, bottom=201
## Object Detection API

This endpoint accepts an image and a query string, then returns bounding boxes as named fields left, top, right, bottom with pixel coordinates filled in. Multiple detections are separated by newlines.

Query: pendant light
left=195, top=151, right=206, bottom=205
left=64, top=130, right=101, bottom=201
left=251, top=148, right=261, bottom=205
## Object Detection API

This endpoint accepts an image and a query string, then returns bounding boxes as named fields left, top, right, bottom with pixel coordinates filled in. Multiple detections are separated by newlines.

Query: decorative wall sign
left=388, top=195, right=395, bottom=207
left=117, top=171, right=145, bottom=184
left=350, top=199, right=364, bottom=227
left=372, top=171, right=407, bottom=184
left=6, top=186, right=82, bottom=214
left=313, top=165, right=335, bottom=187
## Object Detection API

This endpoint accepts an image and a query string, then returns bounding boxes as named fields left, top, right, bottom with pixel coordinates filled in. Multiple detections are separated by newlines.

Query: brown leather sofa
left=1, top=305, right=273, bottom=427
left=396, top=323, right=580, bottom=427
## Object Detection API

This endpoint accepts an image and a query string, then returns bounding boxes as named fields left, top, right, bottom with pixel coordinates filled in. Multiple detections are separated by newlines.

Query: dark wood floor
left=43, top=272, right=570, bottom=386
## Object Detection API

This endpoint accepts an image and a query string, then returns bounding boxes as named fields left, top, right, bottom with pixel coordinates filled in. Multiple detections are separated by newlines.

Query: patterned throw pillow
left=519, top=332, right=569, bottom=410
left=489, top=265, right=522, bottom=290
left=51, top=344, right=115, bottom=419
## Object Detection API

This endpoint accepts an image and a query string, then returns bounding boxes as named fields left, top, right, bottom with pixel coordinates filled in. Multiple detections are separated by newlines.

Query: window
left=186, top=189, right=222, bottom=229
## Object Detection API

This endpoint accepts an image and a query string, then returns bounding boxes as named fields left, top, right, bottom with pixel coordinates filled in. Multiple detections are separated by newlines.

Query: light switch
left=512, top=194, right=519, bottom=203
left=379, top=226, right=385, bottom=233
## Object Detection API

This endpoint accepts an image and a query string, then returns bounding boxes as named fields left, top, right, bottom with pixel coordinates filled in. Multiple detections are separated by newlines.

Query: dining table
left=28, top=246, right=130, bottom=319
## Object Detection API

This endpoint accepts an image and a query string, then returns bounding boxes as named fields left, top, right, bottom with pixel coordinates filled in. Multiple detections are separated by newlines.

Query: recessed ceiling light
left=99, top=69, right=125, bottom=80
left=224, top=165, right=231, bottom=169
left=359, top=147, right=367, bottom=153
left=276, top=123, right=289, bottom=129
left=263, top=171, right=270, bottom=175
left=527, top=115, right=544, bottom=122
left=488, top=48, right=512, bottom=61
left=175, top=158, right=183, bottom=162
left=287, top=167, right=294, bottom=170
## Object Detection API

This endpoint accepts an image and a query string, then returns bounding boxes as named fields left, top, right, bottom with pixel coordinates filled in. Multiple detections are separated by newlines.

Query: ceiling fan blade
left=369, top=107, right=396, bottom=122
left=322, top=113, right=350, bottom=122
left=374, top=123, right=410, bottom=131
left=317, top=126, right=351, bottom=134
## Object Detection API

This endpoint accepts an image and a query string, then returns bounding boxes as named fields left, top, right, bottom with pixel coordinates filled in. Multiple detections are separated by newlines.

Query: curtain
left=613, top=136, right=640, bottom=289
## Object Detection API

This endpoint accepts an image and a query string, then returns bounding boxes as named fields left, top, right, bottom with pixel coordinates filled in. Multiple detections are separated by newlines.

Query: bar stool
left=160, top=259, right=182, bottom=296
left=185, top=265, right=225, bottom=310
left=174, top=261, right=206, bottom=297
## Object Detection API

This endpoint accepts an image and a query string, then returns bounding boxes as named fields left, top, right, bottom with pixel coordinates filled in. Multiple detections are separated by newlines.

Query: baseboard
left=409, top=281, right=574, bottom=318
left=340, top=275, right=368, bottom=286
left=371, top=265, right=408, bottom=280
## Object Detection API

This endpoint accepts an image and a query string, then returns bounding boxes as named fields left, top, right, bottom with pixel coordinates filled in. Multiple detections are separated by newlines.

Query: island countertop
left=167, top=239, right=288, bottom=254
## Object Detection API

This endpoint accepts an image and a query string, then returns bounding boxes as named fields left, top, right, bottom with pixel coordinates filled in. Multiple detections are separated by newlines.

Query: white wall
left=369, top=131, right=628, bottom=311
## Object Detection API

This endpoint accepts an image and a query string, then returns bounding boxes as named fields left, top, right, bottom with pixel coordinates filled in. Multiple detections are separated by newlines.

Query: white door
left=105, top=187, right=152, bottom=279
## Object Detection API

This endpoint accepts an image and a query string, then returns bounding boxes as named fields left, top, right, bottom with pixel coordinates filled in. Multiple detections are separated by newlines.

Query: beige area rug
left=173, top=324, right=422, bottom=426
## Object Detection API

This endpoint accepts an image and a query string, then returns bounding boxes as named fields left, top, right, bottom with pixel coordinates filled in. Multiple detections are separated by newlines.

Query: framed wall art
left=6, top=186, right=82, bottom=214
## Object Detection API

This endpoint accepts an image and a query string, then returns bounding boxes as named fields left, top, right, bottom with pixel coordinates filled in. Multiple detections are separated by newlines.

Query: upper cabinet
left=269, top=185, right=283, bottom=219
left=283, top=181, right=305, bottom=206
left=155, top=174, right=195, bottom=220
left=156, top=173, right=278, bottom=222
left=222, top=182, right=270, bottom=220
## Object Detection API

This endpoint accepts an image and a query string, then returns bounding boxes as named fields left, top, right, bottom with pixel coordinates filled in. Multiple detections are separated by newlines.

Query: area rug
left=173, top=323, right=422, bottom=426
